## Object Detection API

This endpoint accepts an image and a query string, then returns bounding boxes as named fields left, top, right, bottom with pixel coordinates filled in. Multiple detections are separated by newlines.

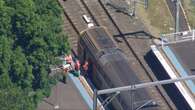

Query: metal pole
left=97, top=75, right=195, bottom=95
left=127, top=0, right=130, bottom=11
left=176, top=0, right=180, bottom=32
left=144, top=0, right=148, bottom=9
left=161, top=34, right=164, bottom=47
left=93, top=89, right=97, bottom=110
left=193, top=30, right=195, bottom=41
left=128, top=0, right=135, bottom=16
left=135, top=100, right=154, bottom=110
left=103, top=91, right=120, bottom=108
left=132, top=0, right=135, bottom=16
left=130, top=85, right=135, bottom=110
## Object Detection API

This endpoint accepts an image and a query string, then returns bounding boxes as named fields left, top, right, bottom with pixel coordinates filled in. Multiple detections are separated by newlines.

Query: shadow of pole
left=113, top=30, right=155, bottom=39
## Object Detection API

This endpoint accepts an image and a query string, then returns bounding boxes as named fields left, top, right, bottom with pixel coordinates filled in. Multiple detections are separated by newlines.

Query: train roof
left=98, top=50, right=151, bottom=106
left=99, top=51, right=140, bottom=85
left=80, top=26, right=117, bottom=53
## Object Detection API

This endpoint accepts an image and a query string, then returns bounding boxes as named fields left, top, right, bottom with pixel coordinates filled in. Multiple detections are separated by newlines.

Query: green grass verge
left=182, top=0, right=195, bottom=29
left=137, top=0, right=174, bottom=37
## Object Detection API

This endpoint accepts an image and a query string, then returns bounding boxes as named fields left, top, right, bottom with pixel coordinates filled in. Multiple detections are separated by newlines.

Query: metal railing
left=160, top=30, right=195, bottom=46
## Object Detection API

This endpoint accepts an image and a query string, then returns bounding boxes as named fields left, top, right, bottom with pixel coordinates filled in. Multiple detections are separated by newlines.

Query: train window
left=96, top=71, right=104, bottom=86
left=97, top=50, right=105, bottom=58
left=80, top=37, right=86, bottom=47
left=87, top=59, right=93, bottom=73
left=115, top=48, right=122, bottom=52
left=84, top=49, right=86, bottom=61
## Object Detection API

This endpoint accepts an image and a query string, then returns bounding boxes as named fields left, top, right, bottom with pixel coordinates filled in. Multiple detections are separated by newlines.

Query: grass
left=136, top=0, right=174, bottom=38
left=181, top=0, right=195, bottom=29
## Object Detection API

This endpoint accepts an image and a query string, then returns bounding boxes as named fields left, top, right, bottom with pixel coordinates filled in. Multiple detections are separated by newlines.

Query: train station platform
left=147, top=30, right=195, bottom=109
left=37, top=73, right=104, bottom=110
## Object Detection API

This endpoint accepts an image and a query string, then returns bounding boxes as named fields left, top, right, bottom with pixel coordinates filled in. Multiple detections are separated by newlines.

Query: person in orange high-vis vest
left=70, top=60, right=81, bottom=77
left=75, top=60, right=81, bottom=71
left=82, top=61, right=88, bottom=72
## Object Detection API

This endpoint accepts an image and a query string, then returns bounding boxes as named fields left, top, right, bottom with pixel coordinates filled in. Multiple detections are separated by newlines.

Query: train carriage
left=78, top=26, right=152, bottom=110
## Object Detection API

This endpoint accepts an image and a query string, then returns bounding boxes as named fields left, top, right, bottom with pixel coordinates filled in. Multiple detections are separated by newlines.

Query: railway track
left=58, top=0, right=88, bottom=51
left=58, top=0, right=176, bottom=109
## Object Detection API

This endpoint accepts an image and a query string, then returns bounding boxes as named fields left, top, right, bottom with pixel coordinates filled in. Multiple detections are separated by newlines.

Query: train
left=78, top=26, right=153, bottom=110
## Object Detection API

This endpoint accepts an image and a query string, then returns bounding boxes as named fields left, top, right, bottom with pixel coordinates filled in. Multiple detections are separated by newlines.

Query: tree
left=0, top=0, right=70, bottom=109
left=0, top=0, right=13, bottom=37
left=9, top=47, right=33, bottom=89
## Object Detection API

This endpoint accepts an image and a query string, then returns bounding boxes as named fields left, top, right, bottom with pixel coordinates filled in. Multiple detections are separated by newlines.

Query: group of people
left=62, top=54, right=88, bottom=77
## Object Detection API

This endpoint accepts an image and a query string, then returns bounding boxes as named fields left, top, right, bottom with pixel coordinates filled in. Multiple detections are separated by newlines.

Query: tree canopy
left=0, top=0, right=70, bottom=109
